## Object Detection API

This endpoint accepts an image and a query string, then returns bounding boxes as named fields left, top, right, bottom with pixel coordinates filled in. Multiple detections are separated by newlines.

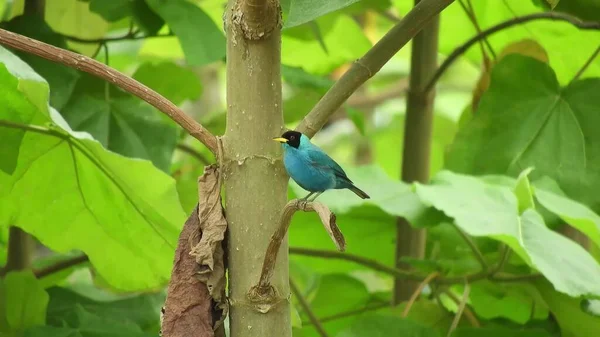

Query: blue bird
left=273, top=131, right=370, bottom=201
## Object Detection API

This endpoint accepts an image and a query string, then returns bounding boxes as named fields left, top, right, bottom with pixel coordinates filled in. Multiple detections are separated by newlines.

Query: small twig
left=425, top=12, right=600, bottom=92
left=176, top=143, right=212, bottom=165
left=296, top=0, right=454, bottom=138
left=447, top=282, right=471, bottom=337
left=290, top=279, right=329, bottom=337
left=304, top=302, right=389, bottom=325
left=452, top=224, right=488, bottom=271
left=440, top=288, right=480, bottom=328
left=0, top=28, right=219, bottom=155
left=289, top=247, right=541, bottom=285
left=570, top=44, right=600, bottom=83
left=346, top=80, right=409, bottom=109
left=458, top=0, right=496, bottom=59
left=63, top=30, right=175, bottom=44
left=34, top=254, right=89, bottom=278
left=401, top=272, right=440, bottom=317
left=256, top=201, right=344, bottom=291
left=489, top=244, right=510, bottom=275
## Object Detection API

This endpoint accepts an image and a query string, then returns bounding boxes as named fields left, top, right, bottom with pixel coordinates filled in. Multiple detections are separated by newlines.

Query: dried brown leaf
left=161, top=205, right=214, bottom=337
left=190, top=165, right=228, bottom=329
left=311, top=202, right=345, bottom=251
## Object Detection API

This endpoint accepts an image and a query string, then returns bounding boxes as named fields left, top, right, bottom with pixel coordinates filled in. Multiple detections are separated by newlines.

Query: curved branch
left=64, top=31, right=174, bottom=44
left=296, top=0, right=454, bottom=138
left=0, top=28, right=219, bottom=155
left=425, top=12, right=600, bottom=92
left=34, top=254, right=89, bottom=278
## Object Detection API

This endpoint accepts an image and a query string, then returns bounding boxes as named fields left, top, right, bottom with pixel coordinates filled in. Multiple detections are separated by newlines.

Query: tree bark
left=393, top=0, right=440, bottom=304
left=223, top=1, right=291, bottom=336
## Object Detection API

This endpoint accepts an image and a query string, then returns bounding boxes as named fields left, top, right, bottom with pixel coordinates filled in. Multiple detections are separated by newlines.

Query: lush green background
left=1, top=0, right=600, bottom=336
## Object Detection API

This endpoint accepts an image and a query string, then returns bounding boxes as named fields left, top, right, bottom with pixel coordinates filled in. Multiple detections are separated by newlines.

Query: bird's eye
left=290, top=136, right=295, bottom=140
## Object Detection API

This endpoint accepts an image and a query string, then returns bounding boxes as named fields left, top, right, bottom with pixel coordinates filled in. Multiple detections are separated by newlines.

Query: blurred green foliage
left=0, top=0, right=599, bottom=336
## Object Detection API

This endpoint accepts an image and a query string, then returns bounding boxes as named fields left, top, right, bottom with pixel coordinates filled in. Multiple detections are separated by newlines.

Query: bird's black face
left=273, top=130, right=302, bottom=148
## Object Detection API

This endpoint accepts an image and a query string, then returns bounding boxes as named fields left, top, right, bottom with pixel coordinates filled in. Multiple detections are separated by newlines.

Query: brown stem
left=401, top=272, right=440, bottom=317
left=290, top=279, right=329, bottom=337
left=4, top=227, right=35, bottom=274
left=305, top=303, right=389, bottom=324
left=0, top=28, right=219, bottom=155
left=425, top=12, right=600, bottom=92
left=296, top=0, right=454, bottom=138
left=255, top=201, right=344, bottom=293
left=447, top=283, right=471, bottom=337
left=34, top=254, right=89, bottom=278
left=394, top=0, right=440, bottom=303
left=441, top=287, right=480, bottom=328
left=176, top=143, right=212, bottom=165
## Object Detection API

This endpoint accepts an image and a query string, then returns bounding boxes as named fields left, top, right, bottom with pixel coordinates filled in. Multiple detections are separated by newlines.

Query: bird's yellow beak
left=272, top=137, right=288, bottom=143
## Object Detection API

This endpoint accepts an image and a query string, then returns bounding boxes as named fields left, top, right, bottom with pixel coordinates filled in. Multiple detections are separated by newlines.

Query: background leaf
left=0, top=271, right=49, bottom=334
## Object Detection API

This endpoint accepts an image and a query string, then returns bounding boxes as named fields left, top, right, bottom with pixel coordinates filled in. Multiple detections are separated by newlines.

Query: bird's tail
left=349, top=184, right=370, bottom=199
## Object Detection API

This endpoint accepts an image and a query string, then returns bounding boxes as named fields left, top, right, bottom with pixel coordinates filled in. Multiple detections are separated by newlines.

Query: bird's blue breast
left=283, top=146, right=336, bottom=192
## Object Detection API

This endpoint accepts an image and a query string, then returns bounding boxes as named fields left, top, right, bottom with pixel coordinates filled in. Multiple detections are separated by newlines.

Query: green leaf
left=284, top=0, right=360, bottom=28
left=282, top=14, right=371, bottom=75
left=305, top=274, right=369, bottom=318
left=337, top=314, right=441, bottom=337
left=0, top=271, right=49, bottom=334
left=416, top=171, right=600, bottom=297
left=26, top=305, right=156, bottom=337
left=132, top=0, right=165, bottom=35
left=514, top=167, right=535, bottom=213
left=469, top=281, right=548, bottom=324
left=0, top=45, right=184, bottom=291
left=88, top=0, right=132, bottom=21
left=46, top=287, right=163, bottom=331
left=346, top=107, right=366, bottom=136
left=146, top=0, right=225, bottom=66
left=61, top=75, right=178, bottom=172
left=447, top=55, right=600, bottom=211
left=536, top=279, right=600, bottom=337
left=282, top=65, right=334, bottom=93
left=132, top=61, right=202, bottom=106
left=1, top=16, right=80, bottom=111
left=534, top=188, right=600, bottom=248
left=451, top=327, right=551, bottom=337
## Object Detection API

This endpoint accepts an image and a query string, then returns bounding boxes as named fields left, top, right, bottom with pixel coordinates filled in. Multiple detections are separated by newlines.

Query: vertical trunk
left=223, top=1, right=291, bottom=336
left=5, top=226, right=35, bottom=273
left=393, top=1, right=440, bottom=304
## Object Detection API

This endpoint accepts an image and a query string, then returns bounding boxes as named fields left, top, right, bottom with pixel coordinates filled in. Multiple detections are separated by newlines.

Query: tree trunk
left=223, top=1, right=291, bottom=336
left=393, top=0, right=440, bottom=304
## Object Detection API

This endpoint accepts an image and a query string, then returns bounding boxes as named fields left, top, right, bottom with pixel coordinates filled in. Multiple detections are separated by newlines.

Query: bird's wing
left=305, top=147, right=353, bottom=183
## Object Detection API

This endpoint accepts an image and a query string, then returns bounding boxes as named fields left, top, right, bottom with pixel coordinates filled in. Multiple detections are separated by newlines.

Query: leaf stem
left=290, top=279, right=329, bottom=337
left=458, top=0, right=496, bottom=59
left=176, top=143, right=212, bottom=165
left=570, top=44, right=600, bottom=83
left=0, top=28, right=219, bottom=155
left=447, top=282, right=471, bottom=337
left=401, top=272, right=440, bottom=317
left=440, top=287, right=480, bottom=328
left=452, top=224, right=488, bottom=271
left=425, top=12, right=600, bottom=92
left=303, top=302, right=390, bottom=325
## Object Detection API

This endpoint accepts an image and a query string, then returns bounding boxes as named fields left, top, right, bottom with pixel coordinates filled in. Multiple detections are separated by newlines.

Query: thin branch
left=441, top=288, right=480, bottom=328
left=289, top=247, right=541, bottom=285
left=452, top=224, right=488, bottom=271
left=571, top=44, right=600, bottom=83
left=458, top=0, right=496, bottom=59
left=425, top=12, right=600, bottom=92
left=34, top=254, right=89, bottom=278
left=304, top=302, right=390, bottom=325
left=489, top=244, right=510, bottom=275
left=176, top=143, right=212, bottom=165
left=296, top=0, right=454, bottom=138
left=64, top=31, right=175, bottom=44
left=254, top=200, right=344, bottom=295
left=0, top=28, right=219, bottom=155
left=346, top=80, right=408, bottom=109
left=290, top=279, right=329, bottom=337
left=402, top=272, right=440, bottom=317
left=447, top=282, right=471, bottom=337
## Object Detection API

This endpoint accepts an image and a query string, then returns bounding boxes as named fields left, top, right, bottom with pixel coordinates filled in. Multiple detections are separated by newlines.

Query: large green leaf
left=446, top=55, right=600, bottom=211
left=46, top=287, right=163, bottom=332
left=451, top=327, right=551, bottom=337
left=0, top=271, right=49, bottom=335
left=304, top=274, right=369, bottom=318
left=416, top=171, right=600, bottom=297
left=536, top=279, right=600, bottom=337
left=282, top=14, right=371, bottom=75
left=61, top=90, right=178, bottom=172
left=534, top=0, right=600, bottom=21
left=0, top=46, right=184, bottom=291
left=336, top=314, right=440, bottom=337
left=284, top=0, right=360, bottom=28
left=146, top=0, right=225, bottom=66
left=132, top=61, right=202, bottom=106
left=534, top=188, right=600, bottom=248
left=394, top=0, right=600, bottom=83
